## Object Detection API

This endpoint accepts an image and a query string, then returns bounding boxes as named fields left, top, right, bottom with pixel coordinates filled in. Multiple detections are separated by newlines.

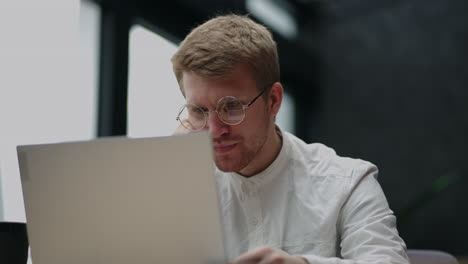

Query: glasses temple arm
left=246, top=88, right=267, bottom=107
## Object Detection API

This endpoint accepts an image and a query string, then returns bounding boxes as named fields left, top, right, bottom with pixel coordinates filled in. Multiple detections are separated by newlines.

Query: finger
left=260, top=255, right=309, bottom=264
left=232, top=247, right=274, bottom=264
left=258, top=252, right=286, bottom=264
left=173, top=121, right=192, bottom=135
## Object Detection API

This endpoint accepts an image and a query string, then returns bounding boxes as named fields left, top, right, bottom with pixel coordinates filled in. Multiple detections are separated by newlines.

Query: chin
left=215, top=161, right=239, bottom=172
left=214, top=156, right=245, bottom=173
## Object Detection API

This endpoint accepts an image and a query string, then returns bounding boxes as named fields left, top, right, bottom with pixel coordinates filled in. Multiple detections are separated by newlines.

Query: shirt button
left=250, top=218, right=258, bottom=226
left=241, top=183, right=248, bottom=193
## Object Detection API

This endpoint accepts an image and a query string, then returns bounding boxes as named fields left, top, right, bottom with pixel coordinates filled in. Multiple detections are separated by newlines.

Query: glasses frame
left=176, top=87, right=267, bottom=131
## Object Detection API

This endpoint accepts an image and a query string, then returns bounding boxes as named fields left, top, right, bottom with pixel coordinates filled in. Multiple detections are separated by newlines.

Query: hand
left=173, top=120, right=194, bottom=135
left=228, top=247, right=309, bottom=264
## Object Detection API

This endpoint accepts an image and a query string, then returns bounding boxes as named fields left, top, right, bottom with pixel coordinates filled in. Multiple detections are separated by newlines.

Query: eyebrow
left=187, top=95, right=248, bottom=110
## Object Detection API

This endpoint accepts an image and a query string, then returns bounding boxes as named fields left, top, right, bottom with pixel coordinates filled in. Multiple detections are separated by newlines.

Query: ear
left=268, top=82, right=283, bottom=117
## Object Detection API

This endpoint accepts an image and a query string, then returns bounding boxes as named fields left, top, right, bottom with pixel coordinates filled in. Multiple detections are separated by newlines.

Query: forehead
left=181, top=64, right=258, bottom=104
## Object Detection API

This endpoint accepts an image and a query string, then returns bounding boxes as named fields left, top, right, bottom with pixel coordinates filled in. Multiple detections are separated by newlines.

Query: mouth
left=214, top=143, right=237, bottom=154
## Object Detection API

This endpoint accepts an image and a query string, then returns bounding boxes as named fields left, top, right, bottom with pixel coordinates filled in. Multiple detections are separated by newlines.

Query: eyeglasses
left=176, top=88, right=267, bottom=131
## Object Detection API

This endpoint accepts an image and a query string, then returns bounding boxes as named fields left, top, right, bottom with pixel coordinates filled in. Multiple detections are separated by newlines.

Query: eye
left=226, top=100, right=241, bottom=110
left=186, top=105, right=205, bottom=117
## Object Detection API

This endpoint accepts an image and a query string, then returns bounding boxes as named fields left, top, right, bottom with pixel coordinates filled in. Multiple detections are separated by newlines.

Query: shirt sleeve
left=301, top=162, right=409, bottom=264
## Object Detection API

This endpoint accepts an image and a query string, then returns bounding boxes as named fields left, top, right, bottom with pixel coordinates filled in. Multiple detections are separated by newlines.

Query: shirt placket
left=240, top=180, right=264, bottom=251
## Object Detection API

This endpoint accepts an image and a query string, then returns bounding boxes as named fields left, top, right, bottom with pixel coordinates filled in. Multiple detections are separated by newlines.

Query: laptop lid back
left=17, top=132, right=225, bottom=264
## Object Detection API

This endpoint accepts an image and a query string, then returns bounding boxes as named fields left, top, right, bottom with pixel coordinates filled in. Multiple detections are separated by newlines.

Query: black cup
left=0, top=222, right=28, bottom=264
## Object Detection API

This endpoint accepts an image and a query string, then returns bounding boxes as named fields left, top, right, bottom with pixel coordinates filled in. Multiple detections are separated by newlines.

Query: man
left=172, top=14, right=409, bottom=264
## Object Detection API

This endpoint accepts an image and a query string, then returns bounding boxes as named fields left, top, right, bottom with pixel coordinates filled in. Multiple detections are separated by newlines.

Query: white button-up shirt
left=215, top=129, right=409, bottom=264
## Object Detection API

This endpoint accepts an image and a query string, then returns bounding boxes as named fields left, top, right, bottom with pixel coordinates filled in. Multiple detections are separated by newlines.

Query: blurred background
left=0, top=0, right=467, bottom=261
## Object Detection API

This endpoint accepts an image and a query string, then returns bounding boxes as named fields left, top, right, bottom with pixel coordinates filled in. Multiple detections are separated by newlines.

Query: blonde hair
left=171, top=14, right=280, bottom=95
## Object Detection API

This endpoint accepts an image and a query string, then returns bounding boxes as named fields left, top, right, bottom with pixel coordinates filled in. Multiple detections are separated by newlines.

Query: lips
left=214, top=143, right=237, bottom=153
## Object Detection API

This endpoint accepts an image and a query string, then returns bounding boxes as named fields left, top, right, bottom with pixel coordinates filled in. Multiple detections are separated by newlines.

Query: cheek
left=235, top=118, right=267, bottom=142
left=247, top=108, right=270, bottom=130
left=228, top=106, right=269, bottom=138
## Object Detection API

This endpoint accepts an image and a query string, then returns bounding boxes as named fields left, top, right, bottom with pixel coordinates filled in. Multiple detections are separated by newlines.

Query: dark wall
left=303, top=0, right=468, bottom=254
left=92, top=0, right=468, bottom=255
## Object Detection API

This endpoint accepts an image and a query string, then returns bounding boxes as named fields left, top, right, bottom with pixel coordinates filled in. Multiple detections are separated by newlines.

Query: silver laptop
left=17, top=132, right=225, bottom=264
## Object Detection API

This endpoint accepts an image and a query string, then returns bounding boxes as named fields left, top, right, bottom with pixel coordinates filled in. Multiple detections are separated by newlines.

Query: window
left=128, top=25, right=183, bottom=138
left=0, top=0, right=100, bottom=221
left=277, top=91, right=295, bottom=134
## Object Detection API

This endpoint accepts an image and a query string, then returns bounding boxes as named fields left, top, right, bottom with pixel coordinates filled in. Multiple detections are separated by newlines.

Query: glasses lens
left=217, top=96, right=245, bottom=125
left=178, top=104, right=206, bottom=130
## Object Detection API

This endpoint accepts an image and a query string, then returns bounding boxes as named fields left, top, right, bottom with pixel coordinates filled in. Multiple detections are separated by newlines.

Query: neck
left=238, top=125, right=283, bottom=177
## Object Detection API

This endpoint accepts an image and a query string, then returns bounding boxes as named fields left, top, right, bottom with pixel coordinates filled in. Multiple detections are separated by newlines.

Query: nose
left=204, top=111, right=229, bottom=138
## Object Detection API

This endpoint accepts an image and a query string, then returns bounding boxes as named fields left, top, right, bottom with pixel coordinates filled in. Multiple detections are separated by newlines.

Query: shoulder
left=285, top=132, right=377, bottom=178
left=283, top=132, right=382, bottom=209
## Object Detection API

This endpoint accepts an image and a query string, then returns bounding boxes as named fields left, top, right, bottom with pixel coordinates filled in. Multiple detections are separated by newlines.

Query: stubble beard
left=215, top=120, right=270, bottom=174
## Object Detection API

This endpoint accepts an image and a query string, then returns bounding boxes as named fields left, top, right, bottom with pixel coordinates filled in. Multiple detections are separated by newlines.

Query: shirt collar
left=218, top=126, right=290, bottom=192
